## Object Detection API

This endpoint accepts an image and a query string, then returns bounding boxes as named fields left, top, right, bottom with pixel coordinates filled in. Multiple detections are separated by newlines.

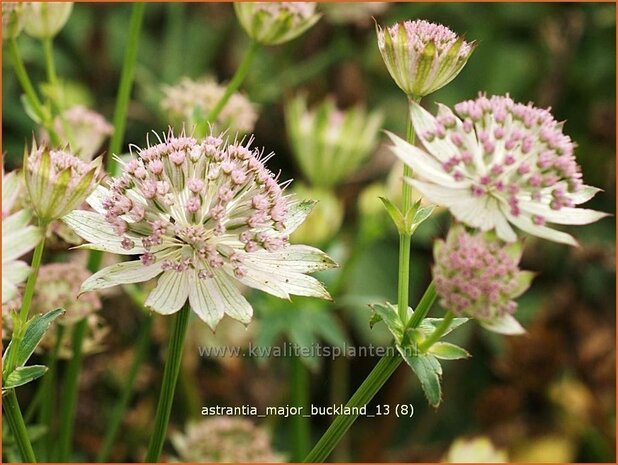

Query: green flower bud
left=376, top=19, right=476, bottom=98
left=2, top=3, right=24, bottom=40
left=23, top=2, right=73, bottom=39
left=234, top=2, right=320, bottom=45
left=285, top=94, right=383, bottom=188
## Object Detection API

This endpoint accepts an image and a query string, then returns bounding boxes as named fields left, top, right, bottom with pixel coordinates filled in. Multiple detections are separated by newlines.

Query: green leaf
left=419, top=317, right=468, bottom=337
left=411, top=205, right=435, bottom=231
left=379, top=197, right=406, bottom=234
left=428, top=342, right=471, bottom=360
left=3, top=308, right=64, bottom=371
left=20, top=94, right=42, bottom=124
left=369, top=302, right=403, bottom=342
left=3, top=365, right=47, bottom=392
left=399, top=350, right=442, bottom=407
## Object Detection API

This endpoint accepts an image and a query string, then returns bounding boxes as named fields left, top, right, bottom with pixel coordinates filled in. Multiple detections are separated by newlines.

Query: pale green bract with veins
left=2, top=170, right=40, bottom=304
left=63, top=131, right=337, bottom=330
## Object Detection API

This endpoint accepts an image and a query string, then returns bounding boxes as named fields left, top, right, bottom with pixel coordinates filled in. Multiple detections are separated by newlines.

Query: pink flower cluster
left=381, top=20, right=473, bottom=57
left=28, top=147, right=91, bottom=183
left=433, top=228, right=521, bottom=320
left=103, top=132, right=291, bottom=280
left=425, top=94, right=583, bottom=224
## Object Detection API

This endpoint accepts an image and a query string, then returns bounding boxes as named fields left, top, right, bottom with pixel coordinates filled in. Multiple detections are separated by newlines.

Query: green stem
left=8, top=38, right=59, bottom=145
left=5, top=231, right=47, bottom=378
left=290, top=355, right=310, bottom=461
left=199, top=40, right=259, bottom=134
left=39, top=325, right=65, bottom=461
left=3, top=390, right=37, bottom=462
left=97, top=315, right=154, bottom=462
left=107, top=2, right=146, bottom=176
left=396, top=98, right=420, bottom=324
left=304, top=352, right=402, bottom=463
left=407, top=281, right=437, bottom=331
left=42, top=38, right=58, bottom=87
left=304, top=284, right=437, bottom=463
left=329, top=356, right=350, bottom=462
left=18, top=231, right=46, bottom=323
left=418, top=311, right=454, bottom=352
left=55, top=318, right=87, bottom=462
left=145, top=305, right=191, bottom=462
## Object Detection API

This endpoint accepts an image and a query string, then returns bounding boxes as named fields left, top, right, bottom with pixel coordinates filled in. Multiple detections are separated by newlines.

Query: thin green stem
left=39, top=325, right=65, bottom=461
left=304, top=352, right=402, bottom=463
left=42, top=38, right=58, bottom=86
left=198, top=40, right=259, bottom=135
left=5, top=231, right=47, bottom=378
left=418, top=311, right=454, bottom=352
left=8, top=38, right=59, bottom=145
left=18, top=231, right=46, bottom=323
left=396, top=233, right=412, bottom=323
left=407, top=281, right=437, bottom=330
left=3, top=390, right=37, bottom=462
left=396, top=103, right=418, bottom=325
left=290, top=355, right=310, bottom=461
left=329, top=356, right=350, bottom=462
left=55, top=318, right=87, bottom=462
left=304, top=284, right=437, bottom=463
left=107, top=2, right=146, bottom=176
left=145, top=305, right=191, bottom=462
left=97, top=315, right=154, bottom=462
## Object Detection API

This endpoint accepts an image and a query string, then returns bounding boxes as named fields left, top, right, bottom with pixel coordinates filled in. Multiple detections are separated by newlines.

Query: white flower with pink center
left=63, top=131, right=336, bottom=329
left=388, top=95, right=608, bottom=246
left=433, top=226, right=532, bottom=334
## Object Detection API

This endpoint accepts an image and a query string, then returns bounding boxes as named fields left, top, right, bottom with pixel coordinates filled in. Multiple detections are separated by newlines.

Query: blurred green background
left=2, top=2, right=615, bottom=462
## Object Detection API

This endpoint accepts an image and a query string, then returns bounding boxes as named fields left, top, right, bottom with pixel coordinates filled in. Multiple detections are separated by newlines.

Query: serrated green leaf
left=428, top=342, right=471, bottom=360
left=379, top=197, right=406, bottom=233
left=3, top=308, right=64, bottom=372
left=369, top=302, right=404, bottom=342
left=3, top=365, right=47, bottom=392
left=399, top=350, right=442, bottom=407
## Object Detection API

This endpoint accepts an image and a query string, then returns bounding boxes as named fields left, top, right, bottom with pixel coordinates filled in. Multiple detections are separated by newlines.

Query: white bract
left=389, top=95, right=607, bottom=246
left=64, top=131, right=337, bottom=330
left=2, top=170, right=40, bottom=304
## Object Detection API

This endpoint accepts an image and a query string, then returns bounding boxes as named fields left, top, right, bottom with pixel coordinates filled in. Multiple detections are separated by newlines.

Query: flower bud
left=24, top=140, right=101, bottom=224
left=23, top=2, right=73, bottom=39
left=432, top=226, right=532, bottom=334
left=376, top=19, right=476, bottom=98
left=45, top=105, right=113, bottom=161
left=2, top=3, right=24, bottom=40
left=285, top=94, right=383, bottom=187
left=161, top=77, right=258, bottom=135
left=290, top=184, right=343, bottom=246
left=234, top=2, right=320, bottom=45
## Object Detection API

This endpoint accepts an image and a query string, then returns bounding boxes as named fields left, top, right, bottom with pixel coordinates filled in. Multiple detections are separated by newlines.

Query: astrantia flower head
left=2, top=3, right=24, bottom=40
left=49, top=105, right=113, bottom=161
left=23, top=2, right=73, bottom=39
left=389, top=95, right=608, bottom=245
left=289, top=184, right=343, bottom=246
left=172, top=417, right=284, bottom=462
left=285, top=94, right=383, bottom=187
left=433, top=226, right=532, bottom=334
left=24, top=141, right=102, bottom=224
left=161, top=77, right=258, bottom=135
left=41, top=314, right=108, bottom=359
left=2, top=169, right=40, bottom=304
left=234, top=2, right=320, bottom=45
left=64, top=130, right=337, bottom=330
left=376, top=19, right=476, bottom=97
left=32, top=263, right=101, bottom=325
